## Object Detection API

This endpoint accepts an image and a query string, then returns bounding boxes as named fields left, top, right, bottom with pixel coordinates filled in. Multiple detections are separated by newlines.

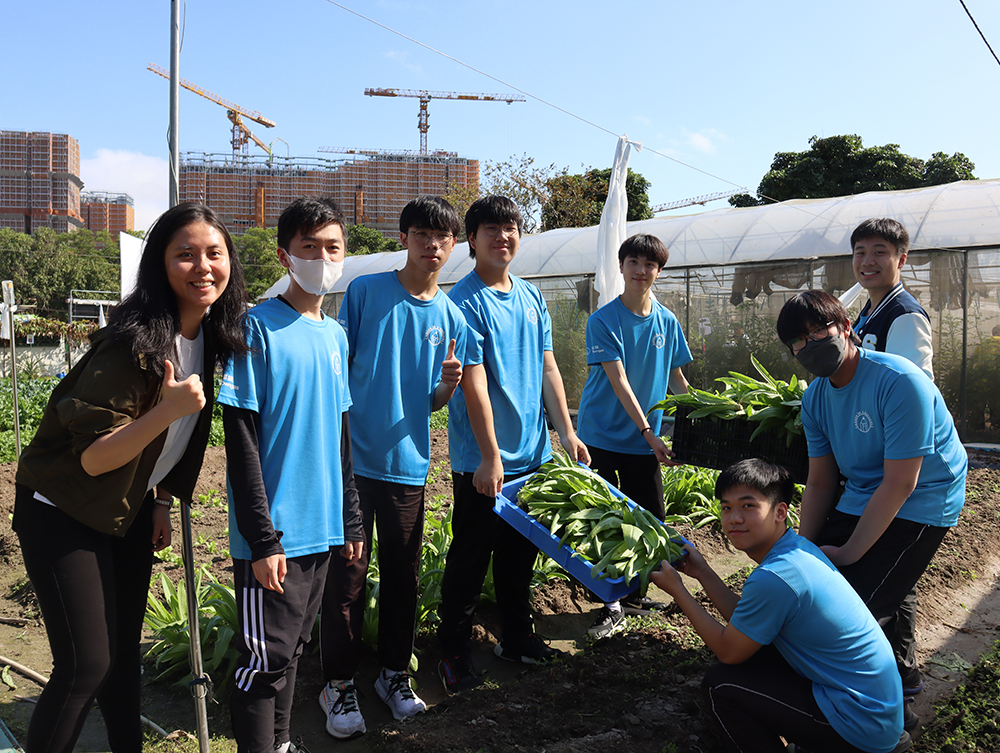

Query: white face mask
left=286, top=254, right=344, bottom=295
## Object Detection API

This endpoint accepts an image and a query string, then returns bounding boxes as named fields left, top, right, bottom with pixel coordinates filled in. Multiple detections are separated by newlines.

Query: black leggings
left=13, top=483, right=156, bottom=753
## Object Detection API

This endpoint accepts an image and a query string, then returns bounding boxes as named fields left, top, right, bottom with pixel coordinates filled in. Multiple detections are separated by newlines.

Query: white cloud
left=80, top=149, right=169, bottom=233
left=683, top=128, right=729, bottom=155
left=384, top=50, right=424, bottom=75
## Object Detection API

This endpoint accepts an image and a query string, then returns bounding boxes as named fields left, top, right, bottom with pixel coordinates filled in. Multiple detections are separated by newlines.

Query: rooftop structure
left=0, top=130, right=84, bottom=233
left=80, top=191, right=135, bottom=235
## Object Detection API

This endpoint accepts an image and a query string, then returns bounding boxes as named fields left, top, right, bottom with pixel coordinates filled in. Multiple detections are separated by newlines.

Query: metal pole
left=169, top=0, right=180, bottom=208
left=180, top=498, right=212, bottom=752
left=2, top=281, right=21, bottom=458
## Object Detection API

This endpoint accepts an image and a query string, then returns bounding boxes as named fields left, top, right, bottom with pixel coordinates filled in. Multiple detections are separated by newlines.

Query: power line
left=958, top=0, right=1000, bottom=69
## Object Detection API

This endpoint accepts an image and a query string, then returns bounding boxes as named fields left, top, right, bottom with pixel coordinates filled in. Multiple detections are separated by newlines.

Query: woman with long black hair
left=13, top=202, right=249, bottom=753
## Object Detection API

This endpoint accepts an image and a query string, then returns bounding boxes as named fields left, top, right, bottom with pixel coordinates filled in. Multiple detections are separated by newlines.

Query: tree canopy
left=0, top=227, right=120, bottom=321
left=730, top=135, right=977, bottom=207
left=234, top=227, right=283, bottom=301
left=347, top=224, right=402, bottom=256
left=445, top=154, right=654, bottom=235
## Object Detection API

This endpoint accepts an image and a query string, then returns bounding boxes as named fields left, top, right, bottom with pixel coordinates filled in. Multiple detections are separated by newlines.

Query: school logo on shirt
left=588, top=345, right=605, bottom=357
left=332, top=352, right=343, bottom=375
left=527, top=307, right=539, bottom=324
left=653, top=333, right=665, bottom=349
left=854, top=411, right=873, bottom=433
left=425, top=325, right=445, bottom=346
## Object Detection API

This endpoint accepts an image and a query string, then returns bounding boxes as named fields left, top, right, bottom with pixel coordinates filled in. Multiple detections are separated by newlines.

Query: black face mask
left=794, top=333, right=847, bottom=378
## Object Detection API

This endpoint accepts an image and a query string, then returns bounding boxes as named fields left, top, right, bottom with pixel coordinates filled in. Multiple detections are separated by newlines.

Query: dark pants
left=13, top=483, right=155, bottom=753
left=437, top=471, right=538, bottom=655
left=231, top=551, right=330, bottom=753
left=588, top=446, right=665, bottom=520
left=703, top=646, right=878, bottom=753
left=817, top=509, right=948, bottom=680
left=321, top=475, right=424, bottom=678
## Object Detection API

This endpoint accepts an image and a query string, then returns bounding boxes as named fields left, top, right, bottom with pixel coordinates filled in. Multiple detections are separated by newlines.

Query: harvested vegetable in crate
left=648, top=355, right=806, bottom=445
left=516, top=453, right=684, bottom=594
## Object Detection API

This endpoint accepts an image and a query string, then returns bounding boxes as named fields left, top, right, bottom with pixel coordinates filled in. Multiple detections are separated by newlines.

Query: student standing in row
left=221, top=198, right=363, bottom=753
left=318, top=196, right=468, bottom=737
left=575, top=234, right=692, bottom=640
left=437, top=195, right=590, bottom=694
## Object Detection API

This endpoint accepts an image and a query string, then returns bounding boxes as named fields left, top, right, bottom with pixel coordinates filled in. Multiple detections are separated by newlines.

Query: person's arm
left=339, top=411, right=364, bottom=562
left=223, top=404, right=287, bottom=593
left=651, top=547, right=761, bottom=664
left=796, top=453, right=842, bottom=541
left=462, top=363, right=504, bottom=496
left=432, top=339, right=462, bottom=412
left=80, top=360, right=205, bottom=476
left=885, top=313, right=934, bottom=380
left=667, top=366, right=690, bottom=397
left=821, top=456, right=922, bottom=566
left=541, top=350, right=590, bottom=465
left=600, top=360, right=673, bottom=463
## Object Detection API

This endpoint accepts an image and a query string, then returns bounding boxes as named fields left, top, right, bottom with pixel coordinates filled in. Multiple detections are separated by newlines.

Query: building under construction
left=179, top=150, right=479, bottom=238
left=80, top=190, right=135, bottom=235
left=0, top=130, right=84, bottom=233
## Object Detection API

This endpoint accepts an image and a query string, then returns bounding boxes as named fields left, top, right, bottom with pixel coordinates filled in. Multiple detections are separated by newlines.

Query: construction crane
left=364, top=87, right=526, bottom=155
left=651, top=188, right=746, bottom=213
left=147, top=63, right=276, bottom=157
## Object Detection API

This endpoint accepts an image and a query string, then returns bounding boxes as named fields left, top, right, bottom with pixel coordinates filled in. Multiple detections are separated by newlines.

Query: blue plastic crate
left=495, top=471, right=688, bottom=602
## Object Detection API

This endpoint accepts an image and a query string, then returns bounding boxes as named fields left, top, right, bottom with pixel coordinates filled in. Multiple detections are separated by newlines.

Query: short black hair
left=277, top=197, right=347, bottom=250
left=618, top=234, right=669, bottom=268
left=776, top=290, right=860, bottom=347
left=465, top=195, right=523, bottom=258
left=399, top=195, right=461, bottom=237
left=851, top=218, right=910, bottom=255
left=716, top=459, right=794, bottom=509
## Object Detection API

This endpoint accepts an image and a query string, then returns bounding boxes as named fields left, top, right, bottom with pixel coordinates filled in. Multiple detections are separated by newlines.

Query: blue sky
left=5, top=0, right=1000, bottom=232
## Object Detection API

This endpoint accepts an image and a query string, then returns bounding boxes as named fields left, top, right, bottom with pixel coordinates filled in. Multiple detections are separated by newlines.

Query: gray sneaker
left=318, top=681, right=365, bottom=739
left=587, top=606, right=626, bottom=640
left=374, top=670, right=427, bottom=720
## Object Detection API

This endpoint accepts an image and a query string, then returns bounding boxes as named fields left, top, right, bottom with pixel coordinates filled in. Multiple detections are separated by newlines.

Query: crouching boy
left=220, top=197, right=363, bottom=753
left=651, top=459, right=912, bottom=753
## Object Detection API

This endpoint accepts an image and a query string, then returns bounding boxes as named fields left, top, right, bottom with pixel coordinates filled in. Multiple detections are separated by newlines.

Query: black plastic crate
left=670, top=406, right=809, bottom=484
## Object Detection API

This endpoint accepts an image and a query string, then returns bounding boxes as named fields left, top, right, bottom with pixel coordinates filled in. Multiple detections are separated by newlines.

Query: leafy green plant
left=144, top=568, right=240, bottom=696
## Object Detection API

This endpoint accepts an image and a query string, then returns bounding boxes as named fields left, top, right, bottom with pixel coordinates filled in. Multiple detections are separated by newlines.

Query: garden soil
left=1, top=436, right=999, bottom=752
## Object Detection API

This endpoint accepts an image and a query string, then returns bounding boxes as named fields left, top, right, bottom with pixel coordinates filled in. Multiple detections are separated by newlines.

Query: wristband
left=641, top=427, right=653, bottom=436
left=154, top=496, right=174, bottom=508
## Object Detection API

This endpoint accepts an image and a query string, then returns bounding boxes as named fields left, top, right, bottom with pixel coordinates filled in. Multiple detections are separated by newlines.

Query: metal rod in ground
left=180, top=498, right=211, bottom=753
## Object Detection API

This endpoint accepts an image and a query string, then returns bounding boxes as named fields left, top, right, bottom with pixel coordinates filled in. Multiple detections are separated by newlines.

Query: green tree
left=541, top=167, right=653, bottom=231
left=730, top=135, right=977, bottom=206
left=235, top=227, right=283, bottom=301
left=347, top=224, right=401, bottom=256
left=444, top=153, right=559, bottom=236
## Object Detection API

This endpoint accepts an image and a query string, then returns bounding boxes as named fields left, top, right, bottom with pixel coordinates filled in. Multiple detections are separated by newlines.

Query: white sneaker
left=374, top=669, right=427, bottom=720
left=318, top=681, right=366, bottom=739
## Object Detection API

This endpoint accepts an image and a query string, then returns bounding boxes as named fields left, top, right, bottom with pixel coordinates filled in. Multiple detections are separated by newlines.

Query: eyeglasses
left=480, top=223, right=519, bottom=238
left=785, top=321, right=835, bottom=354
left=409, top=230, right=454, bottom=245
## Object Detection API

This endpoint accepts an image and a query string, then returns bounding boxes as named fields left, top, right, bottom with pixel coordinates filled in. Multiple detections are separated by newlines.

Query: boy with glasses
left=437, top=195, right=590, bottom=694
left=318, top=196, right=468, bottom=737
left=776, top=290, right=966, bottom=701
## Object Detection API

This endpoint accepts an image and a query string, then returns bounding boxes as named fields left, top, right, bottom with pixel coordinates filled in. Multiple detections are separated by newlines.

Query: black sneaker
left=586, top=607, right=626, bottom=640
left=622, top=594, right=669, bottom=614
left=494, top=633, right=566, bottom=665
left=438, top=653, right=481, bottom=696
left=903, top=699, right=920, bottom=732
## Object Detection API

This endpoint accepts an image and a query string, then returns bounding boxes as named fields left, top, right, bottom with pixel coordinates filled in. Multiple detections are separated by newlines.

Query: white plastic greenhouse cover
left=265, top=178, right=1000, bottom=298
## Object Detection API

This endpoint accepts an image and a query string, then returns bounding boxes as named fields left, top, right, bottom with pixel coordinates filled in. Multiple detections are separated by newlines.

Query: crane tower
left=364, top=87, right=526, bottom=155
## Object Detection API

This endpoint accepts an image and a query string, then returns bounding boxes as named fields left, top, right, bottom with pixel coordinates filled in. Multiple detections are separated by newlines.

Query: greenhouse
left=320, top=178, right=1000, bottom=442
